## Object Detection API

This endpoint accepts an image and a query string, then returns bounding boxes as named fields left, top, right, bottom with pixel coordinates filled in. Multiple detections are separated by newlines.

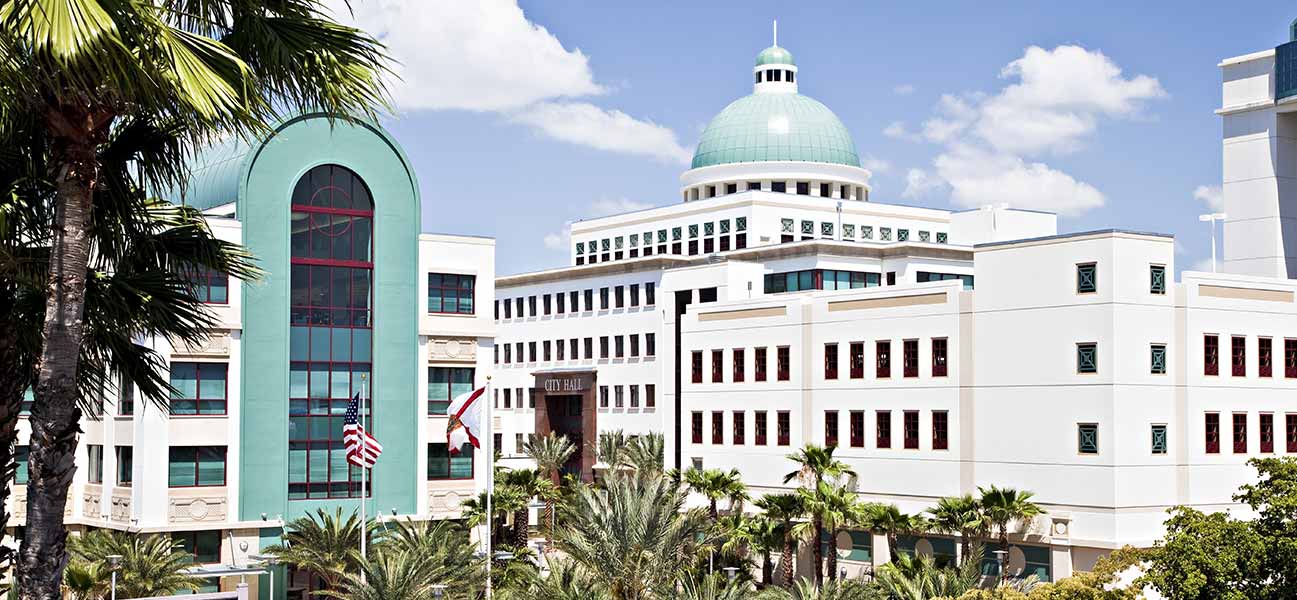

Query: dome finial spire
left=773, top=19, right=778, bottom=46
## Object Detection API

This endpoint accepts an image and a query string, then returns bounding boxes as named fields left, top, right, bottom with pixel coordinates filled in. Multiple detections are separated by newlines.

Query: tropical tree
left=0, top=1, right=389, bottom=594
left=596, top=430, right=630, bottom=472
left=755, top=493, right=805, bottom=588
left=806, top=483, right=862, bottom=583
left=624, top=432, right=665, bottom=474
left=375, top=519, right=484, bottom=597
left=523, top=432, right=576, bottom=545
left=66, top=529, right=199, bottom=598
left=872, top=551, right=980, bottom=600
left=978, top=487, right=1044, bottom=563
left=461, top=487, right=527, bottom=548
left=686, top=468, right=748, bottom=520
left=498, top=556, right=610, bottom=600
left=742, top=516, right=786, bottom=586
left=324, top=549, right=439, bottom=600
left=501, top=468, right=555, bottom=549
left=753, top=576, right=884, bottom=600
left=926, top=495, right=985, bottom=565
left=783, top=445, right=855, bottom=588
left=264, top=508, right=369, bottom=592
left=672, top=572, right=754, bottom=600
left=557, top=470, right=714, bottom=600
left=60, top=560, right=106, bottom=600
left=860, top=503, right=926, bottom=561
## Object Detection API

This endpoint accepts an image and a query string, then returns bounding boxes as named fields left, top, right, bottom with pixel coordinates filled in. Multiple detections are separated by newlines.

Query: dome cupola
left=753, top=21, right=798, bottom=94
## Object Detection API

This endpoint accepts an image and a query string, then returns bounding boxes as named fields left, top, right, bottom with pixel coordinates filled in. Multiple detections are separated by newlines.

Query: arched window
left=287, top=164, right=374, bottom=500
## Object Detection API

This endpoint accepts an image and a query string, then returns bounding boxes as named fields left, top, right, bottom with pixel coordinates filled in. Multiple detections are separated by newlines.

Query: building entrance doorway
left=533, top=369, right=597, bottom=482
left=545, top=394, right=584, bottom=478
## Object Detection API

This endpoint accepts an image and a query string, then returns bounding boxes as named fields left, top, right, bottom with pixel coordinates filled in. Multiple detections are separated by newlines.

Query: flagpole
left=484, top=375, right=493, bottom=599
left=360, top=373, right=368, bottom=584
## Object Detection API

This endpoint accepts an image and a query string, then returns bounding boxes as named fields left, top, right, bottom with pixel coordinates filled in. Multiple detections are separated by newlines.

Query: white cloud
left=543, top=230, right=569, bottom=250
left=589, top=197, right=655, bottom=216
left=933, top=144, right=1104, bottom=216
left=893, top=84, right=916, bottom=95
left=1193, top=184, right=1224, bottom=212
left=1189, top=258, right=1215, bottom=273
left=883, top=121, right=921, bottom=142
left=862, top=156, right=892, bottom=174
left=902, top=168, right=944, bottom=199
left=510, top=102, right=691, bottom=164
left=328, top=0, right=689, bottom=162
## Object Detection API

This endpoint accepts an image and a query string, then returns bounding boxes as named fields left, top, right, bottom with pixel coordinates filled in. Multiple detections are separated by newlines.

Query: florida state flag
left=446, top=386, right=486, bottom=455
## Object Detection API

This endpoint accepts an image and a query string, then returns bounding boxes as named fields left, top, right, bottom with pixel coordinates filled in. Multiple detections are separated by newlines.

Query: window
left=600, top=336, right=609, bottom=359
left=116, top=446, right=133, bottom=486
left=645, top=384, right=655, bottom=408
left=824, top=343, right=839, bottom=379
left=556, top=339, right=565, bottom=361
left=1150, top=265, right=1166, bottom=294
left=600, top=287, right=609, bottom=310
left=733, top=411, right=745, bottom=445
left=1151, top=424, right=1168, bottom=454
left=584, top=338, right=593, bottom=359
left=14, top=446, right=27, bottom=485
left=850, top=411, right=865, bottom=447
left=174, top=531, right=221, bottom=564
left=645, top=283, right=656, bottom=305
left=543, top=340, right=552, bottom=361
left=849, top=342, right=865, bottom=378
left=1206, top=413, right=1221, bottom=453
left=1076, top=343, right=1098, bottom=374
left=1234, top=413, right=1248, bottom=454
left=528, top=296, right=537, bottom=317
left=169, top=362, right=227, bottom=415
left=543, top=294, right=552, bottom=315
left=1288, top=414, right=1297, bottom=453
left=755, top=411, right=768, bottom=445
left=1231, top=336, right=1247, bottom=377
left=183, top=264, right=229, bottom=304
left=754, top=347, right=768, bottom=381
left=931, top=338, right=949, bottom=377
left=429, top=367, right=473, bottom=415
left=529, top=341, right=537, bottom=362
left=1261, top=413, right=1274, bottom=453
left=599, top=386, right=609, bottom=409
left=1078, top=424, right=1098, bottom=454
left=502, top=388, right=511, bottom=409
left=645, top=333, right=656, bottom=357
left=615, top=386, right=624, bottom=409
left=877, top=411, right=892, bottom=448
left=777, top=347, right=791, bottom=381
left=876, top=341, right=891, bottom=378
left=763, top=269, right=880, bottom=293
left=168, top=446, right=227, bottom=487
left=797, top=182, right=810, bottom=195
left=825, top=411, right=839, bottom=447
left=1260, top=338, right=1273, bottom=377
left=691, top=351, right=703, bottom=383
left=427, top=443, right=473, bottom=480
left=772, top=182, right=786, bottom=193
left=629, top=334, right=640, bottom=358
left=87, top=445, right=103, bottom=484
left=629, top=284, right=640, bottom=307
left=733, top=348, right=745, bottom=382
left=903, top=411, right=919, bottom=449
left=712, top=350, right=724, bottom=383
left=584, top=289, right=593, bottom=311
left=1150, top=344, right=1167, bottom=375
left=514, top=298, right=523, bottom=317
left=555, top=292, right=565, bottom=315
left=1288, top=339, right=1297, bottom=378
left=933, top=411, right=949, bottom=450
left=569, top=290, right=579, bottom=312
left=712, top=411, right=724, bottom=444
left=629, top=385, right=639, bottom=408
left=692, top=412, right=704, bottom=444
left=916, top=271, right=976, bottom=290
left=615, top=285, right=625, bottom=308
left=903, top=340, right=919, bottom=378
left=777, top=411, right=791, bottom=446
left=1205, top=335, right=1220, bottom=376
left=118, top=373, right=134, bottom=416
left=1076, top=263, right=1097, bottom=294
left=615, top=336, right=625, bottom=359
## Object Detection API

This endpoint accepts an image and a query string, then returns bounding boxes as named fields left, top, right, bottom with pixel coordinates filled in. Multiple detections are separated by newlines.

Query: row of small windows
left=690, top=339, right=949, bottom=384
left=1202, top=334, right=1297, bottom=377
left=692, top=346, right=791, bottom=383
left=1075, top=262, right=1166, bottom=295
left=1204, top=412, right=1297, bottom=454
left=496, top=334, right=657, bottom=365
left=82, top=444, right=225, bottom=488
left=756, top=68, right=794, bottom=84
left=496, top=283, right=656, bottom=319
left=686, top=181, right=866, bottom=202
left=692, top=410, right=791, bottom=446
left=688, top=409, right=948, bottom=451
left=575, top=220, right=749, bottom=265
left=779, top=218, right=948, bottom=245
left=489, top=384, right=657, bottom=411
left=764, top=269, right=880, bottom=294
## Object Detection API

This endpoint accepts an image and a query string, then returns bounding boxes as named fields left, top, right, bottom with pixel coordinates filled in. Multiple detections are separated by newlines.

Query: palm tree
left=374, top=519, right=484, bottom=597
left=741, top=516, right=785, bottom=587
left=0, top=1, right=388, bottom=594
left=673, top=573, right=754, bottom=600
left=264, top=508, right=369, bottom=592
left=752, top=576, right=883, bottom=600
left=67, top=529, right=199, bottom=597
left=60, top=561, right=105, bottom=600
left=501, top=468, right=555, bottom=549
left=595, top=430, right=631, bottom=472
left=870, top=550, right=982, bottom=600
left=523, top=432, right=576, bottom=545
left=783, top=445, right=857, bottom=490
left=499, top=556, right=610, bottom=600
left=814, top=484, right=861, bottom=583
left=754, top=493, right=805, bottom=588
left=325, top=549, right=439, bottom=600
left=557, top=470, right=713, bottom=600
left=461, top=487, right=527, bottom=548
left=925, top=495, right=985, bottom=565
left=860, top=504, right=927, bottom=562
left=624, top=432, right=665, bottom=474
left=978, top=486, right=1043, bottom=565
left=685, top=468, right=748, bottom=520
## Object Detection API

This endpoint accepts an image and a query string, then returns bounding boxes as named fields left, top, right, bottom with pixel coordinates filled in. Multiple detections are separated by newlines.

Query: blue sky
left=335, top=1, right=1295, bottom=275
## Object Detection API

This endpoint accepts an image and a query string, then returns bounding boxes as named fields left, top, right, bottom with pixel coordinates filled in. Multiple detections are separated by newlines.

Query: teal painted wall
left=238, top=114, right=422, bottom=527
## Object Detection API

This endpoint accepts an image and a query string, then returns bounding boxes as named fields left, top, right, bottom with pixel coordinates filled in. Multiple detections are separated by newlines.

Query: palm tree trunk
left=709, top=499, right=718, bottom=521
left=781, top=532, right=796, bottom=588
left=825, top=527, right=838, bottom=582
left=762, top=551, right=773, bottom=586
left=18, top=122, right=99, bottom=600
left=812, top=516, right=823, bottom=588
left=544, top=499, right=555, bottom=548
left=959, top=529, right=971, bottom=565
left=514, top=507, right=529, bottom=548
left=0, top=332, right=28, bottom=569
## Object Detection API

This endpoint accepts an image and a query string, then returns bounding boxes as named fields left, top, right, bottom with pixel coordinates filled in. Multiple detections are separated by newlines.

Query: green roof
left=755, top=45, right=795, bottom=66
left=690, top=93, right=859, bottom=169
left=162, top=136, right=252, bottom=211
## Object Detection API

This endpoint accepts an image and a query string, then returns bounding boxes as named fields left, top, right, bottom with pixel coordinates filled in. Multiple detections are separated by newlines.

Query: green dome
left=756, top=45, right=795, bottom=66
left=690, top=93, right=860, bottom=169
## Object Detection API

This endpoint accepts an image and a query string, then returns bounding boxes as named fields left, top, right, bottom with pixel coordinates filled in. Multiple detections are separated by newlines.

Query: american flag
left=343, top=393, right=383, bottom=468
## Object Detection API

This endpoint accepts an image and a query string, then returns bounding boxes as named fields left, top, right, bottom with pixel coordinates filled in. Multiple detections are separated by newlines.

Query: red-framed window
left=1232, top=336, right=1246, bottom=377
left=1287, top=414, right=1297, bottom=453
left=824, top=411, right=839, bottom=447
left=733, top=348, right=745, bottom=382
left=932, top=338, right=948, bottom=377
left=903, top=340, right=919, bottom=378
left=755, top=411, right=768, bottom=446
left=904, top=411, right=920, bottom=449
left=427, top=273, right=474, bottom=315
left=167, top=446, right=226, bottom=487
left=169, top=362, right=228, bottom=415
left=849, top=342, right=864, bottom=379
left=712, top=350, right=724, bottom=383
left=733, top=411, right=745, bottom=445
left=755, top=347, right=768, bottom=381
left=876, top=411, right=892, bottom=448
left=933, top=411, right=949, bottom=450
left=1259, top=337, right=1273, bottom=377
left=1287, top=339, right=1297, bottom=378
left=849, top=411, right=864, bottom=447
left=182, top=264, right=229, bottom=304
left=645, top=384, right=655, bottom=408
left=1233, top=413, right=1248, bottom=454
left=824, top=343, right=839, bottom=380
left=1261, top=413, right=1275, bottom=453
left=427, top=443, right=474, bottom=480
left=1205, top=413, right=1220, bottom=454
left=691, top=351, right=703, bottom=383
left=876, top=341, right=891, bottom=378
left=289, top=164, right=375, bottom=500
left=691, top=412, right=703, bottom=444
left=777, top=346, right=791, bottom=381
left=1204, top=335, right=1219, bottom=376
left=777, top=411, right=791, bottom=446
left=712, top=411, right=724, bottom=444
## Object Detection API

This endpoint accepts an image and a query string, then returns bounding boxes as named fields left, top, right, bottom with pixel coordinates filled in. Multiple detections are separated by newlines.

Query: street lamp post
left=1199, top=212, right=1228, bottom=273
left=107, top=554, right=123, bottom=600
left=723, top=566, right=739, bottom=582
left=431, top=584, right=448, bottom=599
left=992, top=549, right=1008, bottom=587
left=250, top=554, right=278, bottom=600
